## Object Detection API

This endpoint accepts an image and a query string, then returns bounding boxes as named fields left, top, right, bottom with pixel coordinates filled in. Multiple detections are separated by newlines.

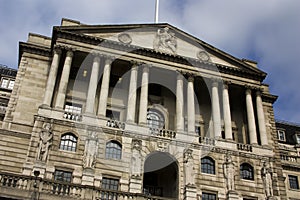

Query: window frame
left=201, top=157, right=215, bottom=175
left=105, top=140, right=122, bottom=160
left=0, top=77, right=15, bottom=90
left=240, top=163, right=254, bottom=180
left=59, top=133, right=78, bottom=152
left=53, top=169, right=73, bottom=183
left=201, top=192, right=217, bottom=200
left=277, top=130, right=286, bottom=142
left=288, top=175, right=299, bottom=190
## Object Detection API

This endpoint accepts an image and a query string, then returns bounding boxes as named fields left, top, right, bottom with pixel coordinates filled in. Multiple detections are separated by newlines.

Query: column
left=176, top=74, right=184, bottom=132
left=55, top=50, right=73, bottom=109
left=187, top=76, right=195, bottom=134
left=256, top=90, right=268, bottom=145
left=42, top=48, right=62, bottom=107
left=97, top=57, right=112, bottom=116
left=85, top=55, right=100, bottom=114
left=245, top=88, right=258, bottom=144
left=126, top=63, right=138, bottom=123
left=222, top=83, right=233, bottom=140
left=211, top=80, right=221, bottom=138
left=138, top=65, right=149, bottom=125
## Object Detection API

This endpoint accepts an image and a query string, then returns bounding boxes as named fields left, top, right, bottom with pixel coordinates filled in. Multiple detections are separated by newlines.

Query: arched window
left=201, top=157, right=215, bottom=174
left=105, top=141, right=122, bottom=159
left=240, top=163, right=254, bottom=180
left=147, top=109, right=165, bottom=129
left=59, top=133, right=77, bottom=152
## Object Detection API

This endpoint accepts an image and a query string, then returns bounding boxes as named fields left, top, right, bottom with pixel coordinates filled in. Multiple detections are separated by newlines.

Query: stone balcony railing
left=0, top=171, right=174, bottom=200
left=149, top=128, right=176, bottom=139
left=106, top=119, right=126, bottom=130
left=237, top=143, right=253, bottom=152
left=198, top=136, right=216, bottom=145
left=63, top=111, right=82, bottom=121
left=280, top=154, right=299, bottom=163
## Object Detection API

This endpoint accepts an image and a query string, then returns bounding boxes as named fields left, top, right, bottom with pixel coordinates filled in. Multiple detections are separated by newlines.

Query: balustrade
left=280, top=154, right=298, bottom=163
left=237, top=143, right=253, bottom=152
left=199, top=136, right=216, bottom=145
left=149, top=128, right=176, bottom=139
left=106, top=119, right=125, bottom=130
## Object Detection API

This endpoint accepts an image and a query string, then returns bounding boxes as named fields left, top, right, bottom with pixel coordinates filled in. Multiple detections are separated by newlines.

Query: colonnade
left=43, top=48, right=268, bottom=145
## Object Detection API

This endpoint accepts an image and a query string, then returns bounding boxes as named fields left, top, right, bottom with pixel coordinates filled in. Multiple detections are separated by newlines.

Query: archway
left=143, top=152, right=178, bottom=198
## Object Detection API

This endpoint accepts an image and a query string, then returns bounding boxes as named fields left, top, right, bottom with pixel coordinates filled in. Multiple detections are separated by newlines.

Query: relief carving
left=184, top=149, right=195, bottom=186
left=131, top=139, right=142, bottom=177
left=261, top=161, right=273, bottom=198
left=223, top=154, right=235, bottom=191
left=153, top=27, right=177, bottom=54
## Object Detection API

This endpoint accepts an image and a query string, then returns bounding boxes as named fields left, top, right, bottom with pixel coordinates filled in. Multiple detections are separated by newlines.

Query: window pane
left=60, top=133, right=77, bottom=152
left=202, top=192, right=216, bottom=200
left=240, top=163, right=254, bottom=180
left=106, top=141, right=122, bottom=159
left=8, top=80, right=14, bottom=89
left=1, top=79, right=8, bottom=88
left=289, top=175, right=299, bottom=189
left=201, top=157, right=215, bottom=174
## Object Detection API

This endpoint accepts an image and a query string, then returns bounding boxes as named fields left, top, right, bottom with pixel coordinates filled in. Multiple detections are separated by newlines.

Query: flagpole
left=155, top=0, right=159, bottom=23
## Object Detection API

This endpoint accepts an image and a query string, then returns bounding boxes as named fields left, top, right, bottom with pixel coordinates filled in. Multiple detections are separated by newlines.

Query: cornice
left=262, top=93, right=278, bottom=104
left=19, top=42, right=51, bottom=65
left=53, top=28, right=266, bottom=82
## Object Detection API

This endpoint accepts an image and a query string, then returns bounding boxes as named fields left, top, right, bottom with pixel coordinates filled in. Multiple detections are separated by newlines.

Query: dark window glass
left=202, top=192, right=216, bottom=200
left=105, top=141, right=122, bottom=159
left=240, top=163, right=254, bottom=180
left=60, top=133, right=77, bottom=152
left=54, top=170, right=72, bottom=182
left=289, top=175, right=299, bottom=189
left=147, top=110, right=165, bottom=130
left=101, top=178, right=119, bottom=200
left=106, top=110, right=120, bottom=120
left=53, top=170, right=72, bottom=195
left=201, top=157, right=215, bottom=174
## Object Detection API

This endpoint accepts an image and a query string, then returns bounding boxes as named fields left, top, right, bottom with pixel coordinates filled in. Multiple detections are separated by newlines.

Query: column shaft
left=256, top=91, right=268, bottom=145
left=55, top=51, right=73, bottom=109
left=85, top=56, right=100, bottom=114
left=245, top=88, right=258, bottom=144
left=187, top=77, right=195, bottom=134
left=43, top=49, right=61, bottom=106
left=222, top=84, right=233, bottom=140
left=176, top=74, right=184, bottom=132
left=138, top=66, right=149, bottom=125
left=126, top=64, right=138, bottom=123
left=97, top=58, right=112, bottom=116
left=212, top=81, right=221, bottom=138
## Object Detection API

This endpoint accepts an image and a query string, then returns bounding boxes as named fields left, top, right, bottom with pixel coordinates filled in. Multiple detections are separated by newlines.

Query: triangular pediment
left=55, top=19, right=266, bottom=78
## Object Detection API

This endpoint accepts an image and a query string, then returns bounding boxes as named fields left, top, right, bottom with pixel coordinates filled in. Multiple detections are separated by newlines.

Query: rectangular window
left=106, top=109, right=120, bottom=121
left=53, top=170, right=72, bottom=195
left=54, top=170, right=72, bottom=183
left=296, top=134, right=300, bottom=144
left=202, top=192, right=216, bottom=200
left=101, top=177, right=119, bottom=200
left=289, top=175, right=299, bottom=189
left=0, top=78, right=14, bottom=89
left=102, top=177, right=119, bottom=190
left=277, top=130, right=286, bottom=141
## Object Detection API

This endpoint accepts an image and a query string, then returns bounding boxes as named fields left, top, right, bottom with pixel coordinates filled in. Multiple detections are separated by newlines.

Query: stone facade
left=0, top=18, right=288, bottom=200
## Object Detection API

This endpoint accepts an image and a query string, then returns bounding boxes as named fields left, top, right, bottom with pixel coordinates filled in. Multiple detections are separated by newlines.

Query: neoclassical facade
left=0, top=18, right=284, bottom=200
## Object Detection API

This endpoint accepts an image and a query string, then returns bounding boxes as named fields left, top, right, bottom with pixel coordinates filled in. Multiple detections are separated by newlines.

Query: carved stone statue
left=223, top=154, right=235, bottom=191
left=184, top=149, right=195, bottom=186
left=37, top=122, right=53, bottom=162
left=153, top=27, right=177, bottom=54
left=261, top=161, right=273, bottom=198
left=131, top=139, right=142, bottom=177
left=83, top=131, right=98, bottom=168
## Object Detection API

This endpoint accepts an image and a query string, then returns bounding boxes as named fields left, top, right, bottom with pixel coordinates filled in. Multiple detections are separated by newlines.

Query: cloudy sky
left=0, top=0, right=299, bottom=123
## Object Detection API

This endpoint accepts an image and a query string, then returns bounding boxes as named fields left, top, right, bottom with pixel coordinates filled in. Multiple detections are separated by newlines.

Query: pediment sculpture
left=153, top=27, right=177, bottom=54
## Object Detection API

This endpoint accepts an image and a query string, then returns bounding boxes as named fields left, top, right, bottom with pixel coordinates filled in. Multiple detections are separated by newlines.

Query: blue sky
left=0, top=0, right=299, bottom=123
